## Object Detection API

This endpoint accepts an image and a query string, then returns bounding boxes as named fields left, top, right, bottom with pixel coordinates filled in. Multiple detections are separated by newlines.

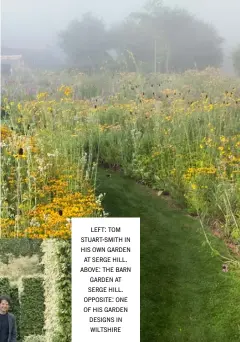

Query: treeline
left=59, top=0, right=224, bottom=73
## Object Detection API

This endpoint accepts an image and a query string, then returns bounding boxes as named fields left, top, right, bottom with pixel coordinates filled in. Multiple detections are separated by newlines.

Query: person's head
left=0, top=295, right=11, bottom=314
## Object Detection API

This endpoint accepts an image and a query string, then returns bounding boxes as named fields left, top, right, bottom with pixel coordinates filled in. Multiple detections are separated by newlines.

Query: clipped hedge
left=9, top=285, right=21, bottom=341
left=0, top=277, right=10, bottom=294
left=55, top=239, right=71, bottom=342
left=42, top=239, right=71, bottom=342
left=24, top=335, right=45, bottom=342
left=41, top=240, right=61, bottom=342
left=20, top=276, right=45, bottom=337
left=0, top=240, right=71, bottom=341
left=0, top=238, right=43, bottom=264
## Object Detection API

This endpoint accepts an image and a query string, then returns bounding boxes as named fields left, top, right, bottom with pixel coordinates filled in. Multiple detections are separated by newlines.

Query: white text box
left=72, top=217, right=140, bottom=342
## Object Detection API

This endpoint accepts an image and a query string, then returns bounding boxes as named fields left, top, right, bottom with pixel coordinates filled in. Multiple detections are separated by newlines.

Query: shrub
left=23, top=335, right=45, bottom=342
left=19, top=276, right=45, bottom=338
left=0, top=239, right=42, bottom=263
left=55, top=239, right=71, bottom=342
left=41, top=239, right=71, bottom=342
left=9, top=285, right=21, bottom=341
left=0, top=277, right=10, bottom=294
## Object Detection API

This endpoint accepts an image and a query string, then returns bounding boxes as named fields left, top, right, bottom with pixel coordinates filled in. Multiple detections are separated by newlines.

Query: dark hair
left=0, top=295, right=11, bottom=305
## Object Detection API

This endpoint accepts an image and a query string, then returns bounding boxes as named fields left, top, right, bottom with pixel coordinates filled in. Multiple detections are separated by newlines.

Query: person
left=0, top=295, right=17, bottom=342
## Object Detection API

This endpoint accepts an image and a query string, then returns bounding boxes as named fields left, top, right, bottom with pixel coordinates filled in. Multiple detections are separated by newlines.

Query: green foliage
left=54, top=239, right=71, bottom=342
left=20, top=277, right=45, bottom=337
left=23, top=335, right=45, bottom=342
left=42, top=239, right=71, bottom=342
left=41, top=240, right=62, bottom=342
left=9, top=286, right=21, bottom=341
left=232, top=44, right=240, bottom=76
left=0, top=239, right=43, bottom=264
left=0, top=277, right=10, bottom=295
left=0, top=245, right=45, bottom=341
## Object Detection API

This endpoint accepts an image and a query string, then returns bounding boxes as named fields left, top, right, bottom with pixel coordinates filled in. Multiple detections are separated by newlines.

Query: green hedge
left=9, top=285, right=21, bottom=341
left=0, top=240, right=71, bottom=341
left=42, top=239, right=71, bottom=342
left=0, top=277, right=10, bottom=294
left=23, top=335, right=45, bottom=342
left=0, top=276, right=44, bottom=341
left=20, top=276, right=45, bottom=337
left=55, top=239, right=71, bottom=342
left=0, top=239, right=43, bottom=264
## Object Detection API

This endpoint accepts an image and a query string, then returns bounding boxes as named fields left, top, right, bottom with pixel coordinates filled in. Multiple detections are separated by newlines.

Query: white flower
left=30, top=218, right=40, bottom=227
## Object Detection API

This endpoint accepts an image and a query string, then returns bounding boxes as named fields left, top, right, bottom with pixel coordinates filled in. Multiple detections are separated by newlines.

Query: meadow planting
left=1, top=68, right=240, bottom=245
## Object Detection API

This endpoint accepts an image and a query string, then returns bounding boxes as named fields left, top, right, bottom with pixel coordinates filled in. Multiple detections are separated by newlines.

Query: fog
left=1, top=0, right=240, bottom=73
left=167, top=0, right=239, bottom=45
left=1, top=0, right=145, bottom=48
left=2, top=0, right=239, bottom=47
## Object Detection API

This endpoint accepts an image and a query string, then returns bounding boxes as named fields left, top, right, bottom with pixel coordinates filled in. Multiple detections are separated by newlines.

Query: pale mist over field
left=1, top=0, right=240, bottom=73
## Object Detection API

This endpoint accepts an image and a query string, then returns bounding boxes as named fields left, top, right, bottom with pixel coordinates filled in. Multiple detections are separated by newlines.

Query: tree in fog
left=59, top=12, right=110, bottom=70
left=232, top=44, right=240, bottom=76
left=110, top=0, right=224, bottom=72
left=58, top=1, right=224, bottom=73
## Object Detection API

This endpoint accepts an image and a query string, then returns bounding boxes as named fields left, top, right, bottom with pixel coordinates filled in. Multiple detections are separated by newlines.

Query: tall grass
left=1, top=68, right=240, bottom=244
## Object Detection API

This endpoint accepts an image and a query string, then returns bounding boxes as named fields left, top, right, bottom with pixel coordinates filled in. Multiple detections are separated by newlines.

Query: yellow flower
left=1, top=126, right=12, bottom=140
left=59, top=86, right=73, bottom=97
left=64, top=87, right=72, bottom=96
left=220, top=136, right=228, bottom=143
left=14, top=154, right=27, bottom=159
left=165, top=116, right=172, bottom=121
left=37, top=92, right=48, bottom=100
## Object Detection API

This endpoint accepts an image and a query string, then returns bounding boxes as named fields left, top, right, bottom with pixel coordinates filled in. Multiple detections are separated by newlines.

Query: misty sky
left=1, top=0, right=240, bottom=49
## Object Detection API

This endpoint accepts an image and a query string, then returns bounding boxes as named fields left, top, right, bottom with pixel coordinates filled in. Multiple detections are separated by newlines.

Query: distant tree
left=59, top=1, right=224, bottom=73
left=58, top=13, right=110, bottom=70
left=109, top=0, right=224, bottom=72
left=232, top=44, right=240, bottom=76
